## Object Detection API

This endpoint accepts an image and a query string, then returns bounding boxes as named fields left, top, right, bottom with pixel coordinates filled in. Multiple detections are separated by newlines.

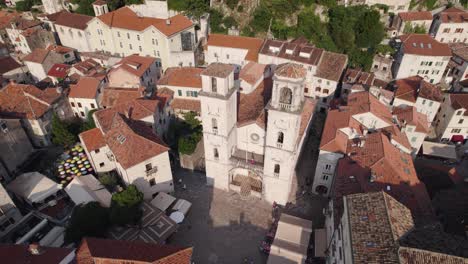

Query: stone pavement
left=170, top=169, right=272, bottom=264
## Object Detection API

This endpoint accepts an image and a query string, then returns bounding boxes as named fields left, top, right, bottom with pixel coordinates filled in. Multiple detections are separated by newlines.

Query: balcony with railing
left=146, top=166, right=158, bottom=176
left=212, top=128, right=218, bottom=135
left=278, top=102, right=292, bottom=110
left=276, top=142, right=283, bottom=148
left=230, top=148, right=264, bottom=175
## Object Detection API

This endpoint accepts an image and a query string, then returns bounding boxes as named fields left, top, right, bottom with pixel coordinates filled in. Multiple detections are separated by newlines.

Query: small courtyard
left=170, top=168, right=272, bottom=264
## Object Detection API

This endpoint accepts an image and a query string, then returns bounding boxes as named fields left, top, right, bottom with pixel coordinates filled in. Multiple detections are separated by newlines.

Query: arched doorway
left=279, top=87, right=292, bottom=104
left=315, top=185, right=328, bottom=195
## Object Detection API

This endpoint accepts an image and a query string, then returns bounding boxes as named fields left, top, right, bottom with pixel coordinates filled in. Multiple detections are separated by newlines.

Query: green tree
left=354, top=9, right=384, bottom=48
left=109, top=185, right=144, bottom=226
left=51, top=114, right=76, bottom=147
left=403, top=22, right=427, bottom=34
left=209, top=8, right=227, bottom=33
left=296, top=10, right=337, bottom=51
left=249, top=4, right=272, bottom=33
left=99, top=173, right=118, bottom=188
left=81, top=109, right=97, bottom=131
left=15, top=0, right=33, bottom=11
left=72, top=0, right=95, bottom=16
left=65, top=202, right=109, bottom=243
left=226, top=0, right=238, bottom=9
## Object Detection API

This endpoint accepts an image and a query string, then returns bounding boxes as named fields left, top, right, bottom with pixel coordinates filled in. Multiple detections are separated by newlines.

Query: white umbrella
left=169, top=211, right=184, bottom=224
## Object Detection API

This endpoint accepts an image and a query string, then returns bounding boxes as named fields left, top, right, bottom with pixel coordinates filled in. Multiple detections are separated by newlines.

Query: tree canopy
left=51, top=114, right=76, bottom=147
left=109, top=185, right=144, bottom=226
left=65, top=202, right=109, bottom=243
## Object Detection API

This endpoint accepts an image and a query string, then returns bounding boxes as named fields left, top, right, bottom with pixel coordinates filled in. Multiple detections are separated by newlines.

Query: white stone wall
left=394, top=53, right=449, bottom=84
left=403, top=125, right=426, bottom=156
left=312, top=150, right=344, bottom=196
left=56, top=25, right=91, bottom=52
left=393, top=97, right=441, bottom=123
left=24, top=61, right=47, bottom=83
left=83, top=144, right=116, bottom=173
left=206, top=46, right=249, bottom=67
left=353, top=112, right=391, bottom=129
left=236, top=123, right=265, bottom=156
left=69, top=97, right=98, bottom=119
left=164, top=84, right=200, bottom=100
left=432, top=19, right=468, bottom=43
left=42, top=0, right=64, bottom=14
left=86, top=17, right=195, bottom=70
left=118, top=152, right=174, bottom=199
left=435, top=96, right=468, bottom=140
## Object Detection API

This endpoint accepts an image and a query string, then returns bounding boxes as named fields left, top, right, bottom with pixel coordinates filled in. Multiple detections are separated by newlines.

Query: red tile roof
left=171, top=98, right=201, bottom=112
left=55, top=11, right=93, bottom=30
left=237, top=77, right=272, bottom=128
left=344, top=192, right=413, bottom=263
left=76, top=237, right=192, bottom=264
left=102, top=114, right=169, bottom=169
left=393, top=106, right=430, bottom=133
left=95, top=98, right=160, bottom=132
left=398, top=11, right=432, bottom=21
left=400, top=34, right=451, bottom=57
left=398, top=247, right=468, bottom=264
left=344, top=68, right=375, bottom=86
left=0, top=56, right=21, bottom=74
left=110, top=54, right=156, bottom=78
left=393, top=76, right=443, bottom=102
left=158, top=67, right=203, bottom=88
left=46, top=44, right=74, bottom=54
left=239, top=62, right=267, bottom=85
left=80, top=127, right=106, bottom=152
left=207, top=34, right=264, bottom=62
left=201, top=63, right=235, bottom=78
left=316, top=51, right=348, bottom=81
left=0, top=10, right=19, bottom=29
left=12, top=18, right=41, bottom=30
left=101, top=87, right=144, bottom=108
left=449, top=93, right=468, bottom=112
left=97, top=7, right=193, bottom=36
left=47, top=63, right=70, bottom=78
left=72, top=59, right=103, bottom=76
left=23, top=48, right=50, bottom=63
left=320, top=92, right=412, bottom=152
left=275, top=63, right=307, bottom=79
left=92, top=0, right=106, bottom=5
left=260, top=39, right=324, bottom=66
left=0, top=244, right=73, bottom=264
left=333, top=132, right=433, bottom=220
left=69, top=77, right=101, bottom=99
left=438, top=7, right=468, bottom=23
left=0, top=84, right=60, bottom=119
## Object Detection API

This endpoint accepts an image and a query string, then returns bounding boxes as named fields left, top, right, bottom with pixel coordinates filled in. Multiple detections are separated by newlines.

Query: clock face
left=250, top=133, right=260, bottom=142
left=274, top=119, right=288, bottom=129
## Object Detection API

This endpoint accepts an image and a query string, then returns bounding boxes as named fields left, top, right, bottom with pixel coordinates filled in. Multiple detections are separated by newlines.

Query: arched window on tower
left=277, top=132, right=284, bottom=144
left=211, top=77, right=217, bottom=92
left=274, top=164, right=280, bottom=177
left=212, top=118, right=218, bottom=134
left=214, top=148, right=219, bottom=160
left=279, top=87, right=292, bottom=105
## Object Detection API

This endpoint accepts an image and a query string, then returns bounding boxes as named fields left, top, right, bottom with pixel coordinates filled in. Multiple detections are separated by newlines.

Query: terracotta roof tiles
left=47, top=63, right=70, bottom=79
left=23, top=48, right=50, bottom=63
left=97, top=7, right=193, bottom=36
left=110, top=54, right=156, bottom=78
left=201, top=63, right=235, bottom=78
left=102, top=114, right=168, bottom=169
left=0, top=56, right=21, bottom=74
left=207, top=34, right=264, bottom=62
left=438, top=7, right=468, bottom=23
left=260, top=39, right=324, bottom=66
left=315, top=51, right=348, bottom=81
left=398, top=11, right=432, bottom=21
left=450, top=93, right=468, bottom=112
left=0, top=244, right=73, bottom=264
left=400, top=34, right=451, bottom=57
left=158, top=67, right=203, bottom=88
left=79, top=127, right=106, bottom=151
left=275, top=63, right=307, bottom=79
left=76, top=237, right=192, bottom=264
left=394, top=76, right=443, bottom=102
left=69, top=77, right=101, bottom=99
left=237, top=77, right=272, bottom=128
left=239, top=62, right=267, bottom=85
left=0, top=84, right=60, bottom=119
left=171, top=98, right=201, bottom=112
left=54, top=11, right=92, bottom=30
left=101, top=87, right=143, bottom=108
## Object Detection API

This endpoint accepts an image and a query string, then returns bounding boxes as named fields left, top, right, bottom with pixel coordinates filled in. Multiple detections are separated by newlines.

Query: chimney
left=166, top=19, right=171, bottom=25
left=124, top=110, right=129, bottom=118
left=9, top=79, right=16, bottom=85
left=28, top=243, right=42, bottom=255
